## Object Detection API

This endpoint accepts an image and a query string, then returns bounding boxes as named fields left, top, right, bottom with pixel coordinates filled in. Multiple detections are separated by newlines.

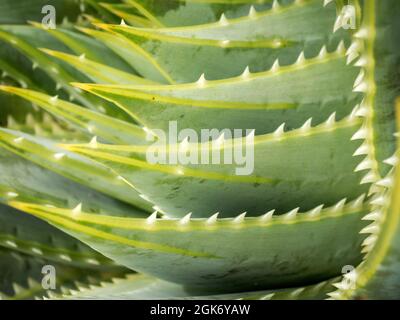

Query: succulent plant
left=0, top=0, right=399, bottom=300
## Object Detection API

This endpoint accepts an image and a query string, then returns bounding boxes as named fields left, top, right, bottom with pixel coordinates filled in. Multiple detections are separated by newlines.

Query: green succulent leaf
left=63, top=116, right=368, bottom=218
left=0, top=86, right=147, bottom=144
left=0, top=203, right=119, bottom=269
left=0, top=147, right=150, bottom=215
left=9, top=197, right=367, bottom=293
left=102, top=0, right=348, bottom=82
left=73, top=49, right=361, bottom=135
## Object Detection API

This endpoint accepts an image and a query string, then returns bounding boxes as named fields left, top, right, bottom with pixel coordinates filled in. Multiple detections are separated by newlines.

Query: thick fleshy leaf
left=31, top=23, right=138, bottom=74
left=62, top=273, right=339, bottom=300
left=123, top=0, right=298, bottom=27
left=0, top=146, right=150, bottom=215
left=41, top=49, right=155, bottom=85
left=0, top=203, right=120, bottom=269
left=98, top=2, right=158, bottom=27
left=0, top=86, right=147, bottom=144
left=63, top=116, right=368, bottom=218
left=76, top=27, right=174, bottom=84
left=74, top=49, right=361, bottom=135
left=0, top=25, right=133, bottom=120
left=103, top=0, right=349, bottom=82
left=0, top=247, right=128, bottom=300
left=10, top=197, right=368, bottom=293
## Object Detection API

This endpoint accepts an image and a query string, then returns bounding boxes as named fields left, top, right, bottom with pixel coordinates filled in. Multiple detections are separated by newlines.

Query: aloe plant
left=0, top=0, right=399, bottom=300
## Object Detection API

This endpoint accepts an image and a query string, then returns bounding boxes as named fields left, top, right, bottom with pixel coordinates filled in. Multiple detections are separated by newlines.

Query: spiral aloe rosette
left=0, top=0, right=399, bottom=299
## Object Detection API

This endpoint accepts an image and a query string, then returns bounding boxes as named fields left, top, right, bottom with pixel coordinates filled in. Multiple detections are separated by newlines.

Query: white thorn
left=332, top=198, right=346, bottom=213
left=79, top=53, right=86, bottom=61
left=270, top=59, right=280, bottom=72
left=6, top=192, right=18, bottom=198
left=355, top=157, right=374, bottom=172
left=59, top=254, right=72, bottom=262
left=360, top=223, right=380, bottom=234
left=383, top=154, right=398, bottom=167
left=354, top=28, right=369, bottom=40
left=360, top=171, right=379, bottom=184
left=355, top=103, right=369, bottom=118
left=32, top=62, right=39, bottom=70
left=241, top=66, right=251, bottom=79
left=31, top=247, right=43, bottom=255
left=326, top=291, right=342, bottom=299
left=299, top=118, right=312, bottom=133
left=353, top=81, right=368, bottom=93
left=196, top=73, right=207, bottom=87
left=370, top=195, right=386, bottom=206
left=19, top=80, right=27, bottom=88
left=325, top=112, right=336, bottom=128
left=248, top=5, right=258, bottom=19
left=362, top=234, right=377, bottom=247
left=368, top=184, right=384, bottom=196
left=273, top=123, right=285, bottom=138
left=86, top=258, right=99, bottom=265
left=347, top=51, right=360, bottom=65
left=13, top=136, right=24, bottom=143
left=179, top=212, right=192, bottom=225
left=336, top=41, right=346, bottom=54
left=350, top=194, right=366, bottom=209
left=308, top=204, right=323, bottom=217
left=272, top=0, right=280, bottom=10
left=296, top=51, right=306, bottom=65
left=120, top=19, right=127, bottom=26
left=353, top=142, right=370, bottom=156
left=146, top=211, right=158, bottom=225
left=318, top=45, right=327, bottom=59
left=376, top=176, right=394, bottom=188
left=89, top=136, right=98, bottom=148
left=361, top=245, right=374, bottom=254
left=233, top=212, right=246, bottom=223
left=283, top=207, right=299, bottom=220
left=290, top=288, right=305, bottom=297
left=54, top=153, right=66, bottom=160
left=139, top=194, right=151, bottom=202
left=72, top=203, right=82, bottom=216
left=220, top=39, right=230, bottom=47
left=333, top=15, right=343, bottom=33
left=354, top=56, right=368, bottom=67
left=354, top=70, right=365, bottom=88
left=50, top=95, right=58, bottom=105
left=219, top=13, right=229, bottom=26
left=260, top=293, right=275, bottom=300
left=5, top=240, right=17, bottom=248
left=346, top=41, right=361, bottom=56
left=206, top=212, right=219, bottom=224
left=332, top=281, right=348, bottom=290
left=362, top=211, right=382, bottom=221
left=259, top=210, right=275, bottom=221
left=351, top=127, right=368, bottom=141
